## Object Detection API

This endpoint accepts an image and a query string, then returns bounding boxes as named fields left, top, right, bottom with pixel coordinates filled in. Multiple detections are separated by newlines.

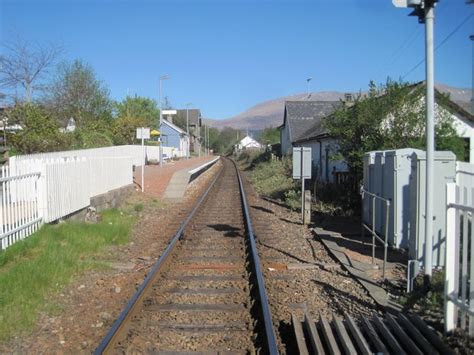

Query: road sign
left=292, top=147, right=312, bottom=179
left=162, top=110, right=177, bottom=115
left=136, top=127, right=150, bottom=139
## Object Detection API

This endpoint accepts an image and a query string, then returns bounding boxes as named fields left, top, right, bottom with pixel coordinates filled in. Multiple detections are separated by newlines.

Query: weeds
left=0, top=208, right=136, bottom=341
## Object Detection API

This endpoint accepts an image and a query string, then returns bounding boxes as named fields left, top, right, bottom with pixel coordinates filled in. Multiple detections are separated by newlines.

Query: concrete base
left=64, top=184, right=135, bottom=222
left=164, top=157, right=219, bottom=200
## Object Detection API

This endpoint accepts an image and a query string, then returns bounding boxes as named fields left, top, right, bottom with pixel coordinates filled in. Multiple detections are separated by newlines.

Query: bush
left=8, top=104, right=70, bottom=154
left=245, top=153, right=301, bottom=208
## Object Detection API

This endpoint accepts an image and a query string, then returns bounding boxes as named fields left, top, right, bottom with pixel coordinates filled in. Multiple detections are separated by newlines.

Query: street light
left=159, top=74, right=170, bottom=165
left=306, top=77, right=312, bottom=99
left=186, top=103, right=192, bottom=159
left=393, top=0, right=438, bottom=285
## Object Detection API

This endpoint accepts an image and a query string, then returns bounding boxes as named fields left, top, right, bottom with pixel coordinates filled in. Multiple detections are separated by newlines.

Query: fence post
left=445, top=182, right=457, bottom=333
left=36, top=161, right=47, bottom=223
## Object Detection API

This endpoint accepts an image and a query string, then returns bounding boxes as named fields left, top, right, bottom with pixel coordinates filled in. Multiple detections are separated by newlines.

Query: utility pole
left=306, top=77, right=312, bottom=99
left=470, top=0, right=474, bottom=114
left=159, top=74, right=170, bottom=166
left=424, top=3, right=435, bottom=284
left=186, top=103, right=192, bottom=159
left=393, top=0, right=437, bottom=284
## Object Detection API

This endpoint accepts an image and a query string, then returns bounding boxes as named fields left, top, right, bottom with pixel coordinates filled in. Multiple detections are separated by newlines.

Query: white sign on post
left=293, top=147, right=312, bottom=222
left=136, top=127, right=151, bottom=140
left=292, top=147, right=312, bottom=179
left=136, top=127, right=150, bottom=193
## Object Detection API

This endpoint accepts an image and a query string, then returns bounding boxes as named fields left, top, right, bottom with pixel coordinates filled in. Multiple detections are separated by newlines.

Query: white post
left=445, top=182, right=457, bottom=333
left=159, top=80, right=163, bottom=166
left=424, top=4, right=435, bottom=282
left=141, top=128, right=145, bottom=193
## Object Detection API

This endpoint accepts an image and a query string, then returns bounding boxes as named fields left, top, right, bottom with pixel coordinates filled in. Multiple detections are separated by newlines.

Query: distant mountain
left=205, top=83, right=472, bottom=131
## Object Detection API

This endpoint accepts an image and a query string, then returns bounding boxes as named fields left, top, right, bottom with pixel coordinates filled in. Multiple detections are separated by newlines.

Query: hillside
left=205, top=83, right=471, bottom=131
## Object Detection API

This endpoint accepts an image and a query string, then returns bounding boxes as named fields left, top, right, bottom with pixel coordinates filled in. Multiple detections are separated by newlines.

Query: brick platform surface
left=133, top=156, right=215, bottom=198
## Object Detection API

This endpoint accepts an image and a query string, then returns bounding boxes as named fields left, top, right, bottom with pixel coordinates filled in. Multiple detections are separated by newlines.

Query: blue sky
left=0, top=0, right=472, bottom=119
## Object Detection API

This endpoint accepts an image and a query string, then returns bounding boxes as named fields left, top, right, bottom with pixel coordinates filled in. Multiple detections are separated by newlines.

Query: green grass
left=236, top=152, right=301, bottom=210
left=0, top=208, right=136, bottom=341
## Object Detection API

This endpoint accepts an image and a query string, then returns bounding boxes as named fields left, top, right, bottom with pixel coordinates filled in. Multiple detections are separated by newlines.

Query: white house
left=278, top=83, right=474, bottom=184
left=236, top=135, right=262, bottom=150
left=278, top=100, right=345, bottom=183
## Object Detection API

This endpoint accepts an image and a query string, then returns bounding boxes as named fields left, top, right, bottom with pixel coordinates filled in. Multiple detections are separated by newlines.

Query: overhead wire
left=401, top=12, right=473, bottom=80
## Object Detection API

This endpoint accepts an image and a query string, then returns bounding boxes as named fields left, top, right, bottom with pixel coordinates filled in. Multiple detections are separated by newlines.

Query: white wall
left=296, top=137, right=348, bottom=183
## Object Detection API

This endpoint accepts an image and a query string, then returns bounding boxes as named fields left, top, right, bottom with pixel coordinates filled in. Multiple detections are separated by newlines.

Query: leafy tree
left=259, top=127, right=280, bottom=145
left=113, top=95, right=160, bottom=144
left=46, top=59, right=113, bottom=129
left=7, top=104, right=69, bottom=154
left=325, top=79, right=465, bottom=181
left=209, top=126, right=241, bottom=154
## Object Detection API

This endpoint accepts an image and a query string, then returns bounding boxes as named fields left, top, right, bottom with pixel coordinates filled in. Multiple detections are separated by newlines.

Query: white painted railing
left=1, top=144, right=186, bottom=250
left=0, top=166, right=42, bottom=249
left=445, top=161, right=474, bottom=336
left=9, top=145, right=185, bottom=169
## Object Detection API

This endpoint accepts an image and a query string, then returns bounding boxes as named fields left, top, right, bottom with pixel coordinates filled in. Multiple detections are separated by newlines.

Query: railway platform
left=132, top=155, right=215, bottom=198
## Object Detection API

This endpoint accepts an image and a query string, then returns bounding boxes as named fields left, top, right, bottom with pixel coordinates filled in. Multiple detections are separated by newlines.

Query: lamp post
left=306, top=77, right=312, bottom=99
left=159, top=74, right=170, bottom=165
left=186, top=103, right=192, bottom=159
left=393, top=0, right=437, bottom=285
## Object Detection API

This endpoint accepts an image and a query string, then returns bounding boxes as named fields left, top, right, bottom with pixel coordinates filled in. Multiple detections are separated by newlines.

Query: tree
left=259, top=127, right=280, bottom=145
left=0, top=36, right=62, bottom=102
left=7, top=104, right=69, bottom=154
left=46, top=59, right=112, bottom=129
left=209, top=126, right=241, bottom=154
left=113, top=96, right=160, bottom=144
left=325, top=79, right=465, bottom=181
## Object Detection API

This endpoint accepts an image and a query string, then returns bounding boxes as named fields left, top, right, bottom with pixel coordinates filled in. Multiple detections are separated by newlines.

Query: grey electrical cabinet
left=382, top=148, right=423, bottom=249
left=362, top=151, right=379, bottom=225
left=374, top=152, right=385, bottom=234
left=409, top=151, right=456, bottom=267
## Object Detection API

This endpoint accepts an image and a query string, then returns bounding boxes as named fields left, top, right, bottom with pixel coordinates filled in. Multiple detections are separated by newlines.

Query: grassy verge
left=237, top=150, right=301, bottom=209
left=0, top=204, right=140, bottom=341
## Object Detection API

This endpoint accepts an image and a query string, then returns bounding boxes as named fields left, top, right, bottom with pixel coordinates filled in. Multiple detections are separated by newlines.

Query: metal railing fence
left=361, top=187, right=391, bottom=279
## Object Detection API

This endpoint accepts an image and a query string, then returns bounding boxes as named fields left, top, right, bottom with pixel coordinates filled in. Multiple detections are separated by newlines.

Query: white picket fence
left=9, top=145, right=184, bottom=168
left=445, top=161, right=474, bottom=336
left=0, top=144, right=186, bottom=250
left=0, top=166, right=42, bottom=249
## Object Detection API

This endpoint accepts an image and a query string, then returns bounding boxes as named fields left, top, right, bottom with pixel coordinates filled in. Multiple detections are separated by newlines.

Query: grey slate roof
left=284, top=101, right=339, bottom=142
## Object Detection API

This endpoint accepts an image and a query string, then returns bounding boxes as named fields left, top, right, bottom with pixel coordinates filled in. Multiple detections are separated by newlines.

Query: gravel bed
left=0, top=160, right=224, bottom=354
left=242, top=174, right=379, bottom=353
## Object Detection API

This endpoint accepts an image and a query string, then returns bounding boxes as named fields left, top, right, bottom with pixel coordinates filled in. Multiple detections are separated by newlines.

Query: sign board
left=392, top=0, right=421, bottom=7
left=292, top=147, right=312, bottom=179
left=162, top=110, right=177, bottom=115
left=136, top=127, right=150, bottom=140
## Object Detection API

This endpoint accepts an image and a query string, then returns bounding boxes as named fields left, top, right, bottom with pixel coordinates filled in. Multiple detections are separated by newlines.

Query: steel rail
left=231, top=158, right=280, bottom=355
left=94, top=160, right=224, bottom=354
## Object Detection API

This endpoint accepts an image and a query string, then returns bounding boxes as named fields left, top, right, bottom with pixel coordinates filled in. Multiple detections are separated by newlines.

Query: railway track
left=95, top=157, right=278, bottom=354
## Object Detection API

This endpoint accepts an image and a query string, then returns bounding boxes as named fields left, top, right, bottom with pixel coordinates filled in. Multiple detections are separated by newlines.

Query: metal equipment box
left=373, top=152, right=385, bottom=234
left=382, top=148, right=423, bottom=249
left=409, top=151, right=456, bottom=267
left=362, top=151, right=379, bottom=225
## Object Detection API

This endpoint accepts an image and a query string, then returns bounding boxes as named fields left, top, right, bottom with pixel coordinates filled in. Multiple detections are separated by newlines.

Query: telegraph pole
left=393, top=0, right=437, bottom=284
left=159, top=75, right=170, bottom=165
left=424, top=3, right=435, bottom=283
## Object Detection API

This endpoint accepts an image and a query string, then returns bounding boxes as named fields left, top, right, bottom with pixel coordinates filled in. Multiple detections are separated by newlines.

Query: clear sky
left=0, top=0, right=472, bottom=119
